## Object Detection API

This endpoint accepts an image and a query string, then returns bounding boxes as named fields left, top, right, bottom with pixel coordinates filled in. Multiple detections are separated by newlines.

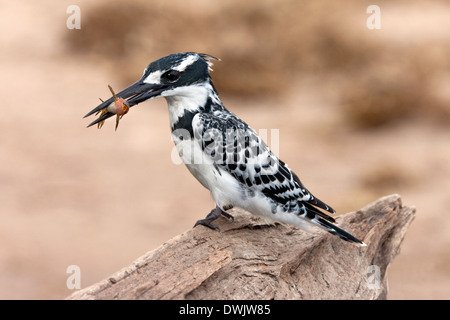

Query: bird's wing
left=193, top=111, right=335, bottom=219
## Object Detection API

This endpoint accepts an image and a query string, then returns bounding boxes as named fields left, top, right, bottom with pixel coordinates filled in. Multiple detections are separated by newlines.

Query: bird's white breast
left=172, top=132, right=242, bottom=209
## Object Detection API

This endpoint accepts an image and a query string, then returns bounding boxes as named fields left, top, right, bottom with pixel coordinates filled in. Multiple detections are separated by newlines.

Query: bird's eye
left=163, top=70, right=181, bottom=83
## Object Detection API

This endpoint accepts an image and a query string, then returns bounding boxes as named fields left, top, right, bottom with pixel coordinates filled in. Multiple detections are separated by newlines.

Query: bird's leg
left=220, top=204, right=234, bottom=221
left=193, top=207, right=221, bottom=230
left=194, top=206, right=233, bottom=230
left=220, top=211, right=234, bottom=221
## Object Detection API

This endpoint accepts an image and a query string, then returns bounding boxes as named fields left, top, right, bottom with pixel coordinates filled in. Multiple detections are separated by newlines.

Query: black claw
left=193, top=220, right=220, bottom=231
left=193, top=206, right=234, bottom=231
left=221, top=212, right=234, bottom=221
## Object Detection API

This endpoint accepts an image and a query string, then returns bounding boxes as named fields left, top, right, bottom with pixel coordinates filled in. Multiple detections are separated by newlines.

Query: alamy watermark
left=66, top=4, right=381, bottom=31
left=66, top=265, right=81, bottom=290
left=66, top=5, right=81, bottom=30
left=366, top=4, right=381, bottom=30
left=170, top=128, right=281, bottom=171
left=366, top=265, right=381, bottom=290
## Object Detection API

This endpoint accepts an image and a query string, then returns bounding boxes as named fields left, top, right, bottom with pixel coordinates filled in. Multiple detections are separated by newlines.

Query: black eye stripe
left=163, top=70, right=181, bottom=83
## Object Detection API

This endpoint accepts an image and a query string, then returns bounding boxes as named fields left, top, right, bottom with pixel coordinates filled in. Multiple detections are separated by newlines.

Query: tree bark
left=67, top=194, right=415, bottom=300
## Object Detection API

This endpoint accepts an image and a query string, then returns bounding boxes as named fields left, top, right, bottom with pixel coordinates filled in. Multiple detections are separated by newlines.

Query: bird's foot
left=221, top=211, right=234, bottom=221
left=193, top=219, right=220, bottom=231
left=194, top=206, right=232, bottom=231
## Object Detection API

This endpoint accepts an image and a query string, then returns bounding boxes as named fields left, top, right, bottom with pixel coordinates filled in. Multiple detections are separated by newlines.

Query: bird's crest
left=198, top=53, right=221, bottom=72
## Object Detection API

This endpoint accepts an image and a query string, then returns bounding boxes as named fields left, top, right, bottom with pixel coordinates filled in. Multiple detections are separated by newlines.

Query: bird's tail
left=311, top=215, right=366, bottom=246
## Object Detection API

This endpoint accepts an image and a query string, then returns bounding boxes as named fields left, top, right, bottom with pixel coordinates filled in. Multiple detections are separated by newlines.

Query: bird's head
left=84, top=52, right=220, bottom=128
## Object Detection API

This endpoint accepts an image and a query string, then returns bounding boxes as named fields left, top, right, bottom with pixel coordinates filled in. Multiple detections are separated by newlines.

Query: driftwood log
left=67, top=194, right=415, bottom=300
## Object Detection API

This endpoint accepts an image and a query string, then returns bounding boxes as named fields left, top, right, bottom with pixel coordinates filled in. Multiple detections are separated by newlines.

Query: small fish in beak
left=95, top=85, right=130, bottom=130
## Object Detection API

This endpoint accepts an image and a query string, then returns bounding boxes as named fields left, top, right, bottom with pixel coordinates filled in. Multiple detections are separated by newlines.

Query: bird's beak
left=84, top=80, right=168, bottom=128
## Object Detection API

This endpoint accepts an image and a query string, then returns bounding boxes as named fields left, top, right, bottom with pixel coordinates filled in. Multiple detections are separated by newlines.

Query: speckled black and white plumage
left=86, top=52, right=365, bottom=245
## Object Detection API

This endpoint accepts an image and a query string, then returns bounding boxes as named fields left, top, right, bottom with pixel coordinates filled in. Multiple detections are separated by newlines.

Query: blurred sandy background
left=1, top=0, right=449, bottom=299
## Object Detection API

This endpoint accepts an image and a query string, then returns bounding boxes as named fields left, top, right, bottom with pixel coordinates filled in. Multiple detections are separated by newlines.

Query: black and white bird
left=84, top=52, right=365, bottom=246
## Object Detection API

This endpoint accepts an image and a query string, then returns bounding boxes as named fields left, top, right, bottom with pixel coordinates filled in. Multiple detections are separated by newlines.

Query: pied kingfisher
left=84, top=52, right=365, bottom=246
